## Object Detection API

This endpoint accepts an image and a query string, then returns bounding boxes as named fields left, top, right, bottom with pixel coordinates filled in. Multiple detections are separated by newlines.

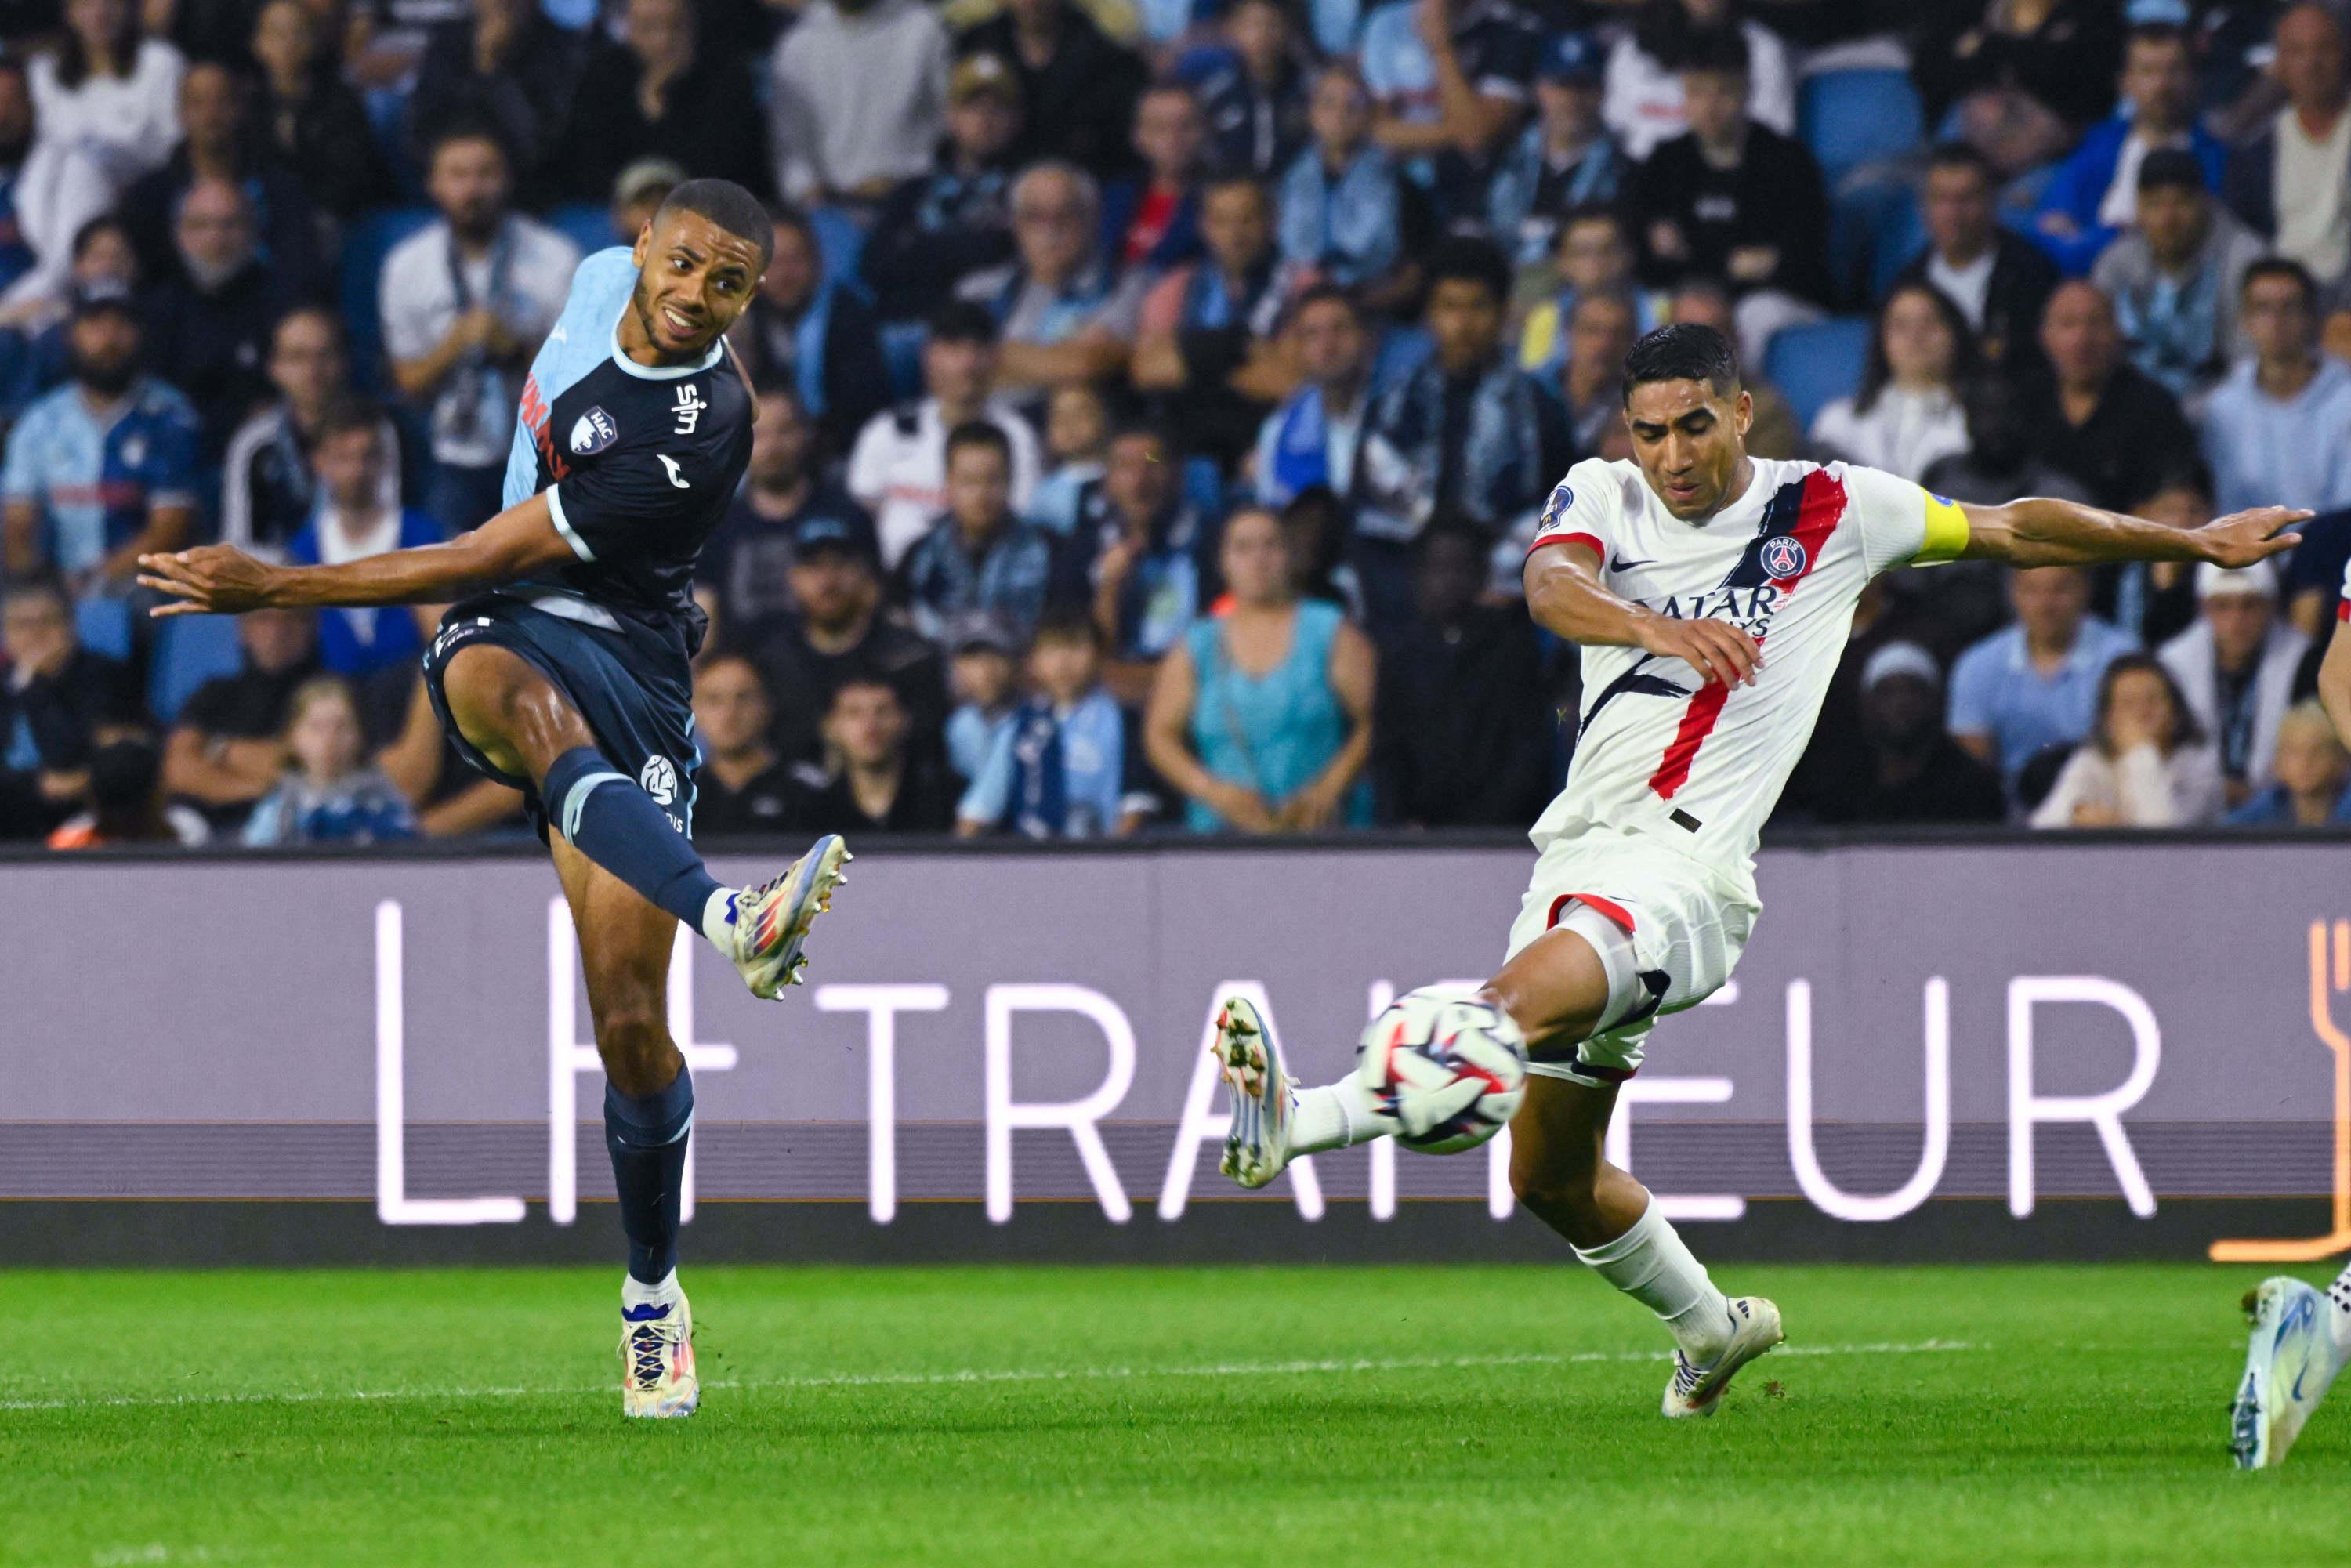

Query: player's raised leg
left=552, top=835, right=702, bottom=1417
left=2230, top=1260, right=2351, bottom=1468
left=438, top=642, right=847, bottom=998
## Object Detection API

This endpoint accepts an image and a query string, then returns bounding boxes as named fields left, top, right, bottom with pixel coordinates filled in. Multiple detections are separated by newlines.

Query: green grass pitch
left=2, top=1262, right=2342, bottom=1566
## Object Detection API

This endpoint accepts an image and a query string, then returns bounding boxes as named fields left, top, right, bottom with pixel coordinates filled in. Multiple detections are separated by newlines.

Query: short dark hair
left=313, top=397, right=387, bottom=445
left=1108, top=416, right=1174, bottom=454
left=928, top=299, right=1002, bottom=347
left=1925, top=140, right=1995, bottom=183
left=2125, top=20, right=2191, bottom=56
left=1621, top=322, right=1741, bottom=404
left=1425, top=236, right=1510, bottom=307
left=426, top=117, right=513, bottom=175
left=946, top=419, right=1012, bottom=465
left=1, top=572, right=67, bottom=612
left=656, top=179, right=777, bottom=269
left=2135, top=147, right=2204, bottom=194
left=1286, top=281, right=1361, bottom=325
left=70, top=213, right=129, bottom=263
left=270, top=302, right=346, bottom=354
left=2244, top=255, right=2320, bottom=309
left=1559, top=202, right=1628, bottom=240
left=1680, top=26, right=1751, bottom=77
left=1031, top=606, right=1100, bottom=648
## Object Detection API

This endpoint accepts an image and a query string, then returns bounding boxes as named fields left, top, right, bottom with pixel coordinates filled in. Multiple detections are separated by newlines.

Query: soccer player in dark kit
left=137, top=179, right=849, bottom=1420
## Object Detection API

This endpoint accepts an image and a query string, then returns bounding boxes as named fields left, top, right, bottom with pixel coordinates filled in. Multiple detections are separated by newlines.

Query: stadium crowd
left=5, top=0, right=2351, bottom=847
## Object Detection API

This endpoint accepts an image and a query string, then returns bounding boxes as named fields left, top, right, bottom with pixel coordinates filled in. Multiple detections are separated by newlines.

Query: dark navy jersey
left=502, top=247, right=752, bottom=639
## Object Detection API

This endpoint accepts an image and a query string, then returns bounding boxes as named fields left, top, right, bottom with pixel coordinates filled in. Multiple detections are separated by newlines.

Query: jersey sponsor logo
left=569, top=407, right=619, bottom=456
left=658, top=454, right=689, bottom=489
left=1759, top=536, right=1807, bottom=580
left=672, top=383, right=707, bottom=435
left=517, top=375, right=571, bottom=483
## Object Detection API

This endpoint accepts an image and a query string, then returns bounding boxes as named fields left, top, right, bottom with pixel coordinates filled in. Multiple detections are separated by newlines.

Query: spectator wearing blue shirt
left=1949, top=563, right=2141, bottom=790
left=1277, top=63, right=1418, bottom=308
left=943, top=611, right=1020, bottom=784
left=1178, top=0, right=1309, bottom=180
left=958, top=610, right=1145, bottom=838
left=240, top=675, right=417, bottom=846
left=1077, top=422, right=1217, bottom=705
left=0, top=286, right=199, bottom=603
left=2089, top=150, right=2262, bottom=399
left=2201, top=259, right=2351, bottom=518
left=2225, top=701, right=2351, bottom=827
left=2031, top=23, right=2226, bottom=277
left=894, top=420, right=1074, bottom=643
left=284, top=404, right=445, bottom=684
left=1255, top=283, right=1374, bottom=512
left=1487, top=33, right=1621, bottom=270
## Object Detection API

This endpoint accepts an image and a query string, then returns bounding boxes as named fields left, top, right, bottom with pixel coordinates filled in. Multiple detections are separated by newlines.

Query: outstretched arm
left=137, top=493, right=577, bottom=617
left=1956, top=497, right=2310, bottom=570
left=1523, top=538, right=1762, bottom=688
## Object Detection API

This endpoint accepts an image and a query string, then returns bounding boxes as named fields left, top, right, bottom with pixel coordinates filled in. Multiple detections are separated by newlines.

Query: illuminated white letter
left=816, top=983, right=950, bottom=1223
left=1604, top=1076, right=1741, bottom=1221
left=985, top=983, right=1136, bottom=1223
left=1786, top=979, right=1949, bottom=1222
left=378, top=900, right=523, bottom=1226
left=1157, top=984, right=1323, bottom=1221
left=2007, top=976, right=2161, bottom=1218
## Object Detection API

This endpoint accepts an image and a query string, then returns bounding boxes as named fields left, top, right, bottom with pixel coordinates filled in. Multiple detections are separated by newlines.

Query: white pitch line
left=0, top=1339, right=1978, bottom=1414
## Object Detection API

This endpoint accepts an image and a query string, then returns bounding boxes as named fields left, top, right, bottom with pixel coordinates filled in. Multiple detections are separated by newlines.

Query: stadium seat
left=1829, top=176, right=1928, bottom=304
left=1762, top=317, right=1871, bottom=430
left=548, top=202, right=620, bottom=262
left=881, top=320, right=928, bottom=401
left=1798, top=69, right=1924, bottom=184
left=74, top=596, right=132, bottom=662
left=336, top=205, right=437, bottom=393
left=147, top=613, right=245, bottom=723
left=808, top=205, right=868, bottom=292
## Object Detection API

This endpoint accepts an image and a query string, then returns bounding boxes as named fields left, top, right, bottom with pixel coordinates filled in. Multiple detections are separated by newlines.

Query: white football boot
left=1212, top=996, right=1295, bottom=1190
left=1661, top=1296, right=1786, bottom=1418
left=620, top=1291, right=698, bottom=1419
left=2230, top=1276, right=2345, bottom=1468
left=727, top=835, right=850, bottom=1000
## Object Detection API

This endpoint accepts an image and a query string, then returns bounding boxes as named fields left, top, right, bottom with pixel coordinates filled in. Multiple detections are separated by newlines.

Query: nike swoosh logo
left=2293, top=1363, right=2309, bottom=1400
left=1610, top=553, right=1657, bottom=571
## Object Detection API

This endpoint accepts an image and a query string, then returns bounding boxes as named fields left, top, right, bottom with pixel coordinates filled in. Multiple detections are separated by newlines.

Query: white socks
left=1574, top=1199, right=1733, bottom=1364
left=1287, top=1078, right=1393, bottom=1154
left=698, top=887, right=739, bottom=951
left=623, top=1268, right=683, bottom=1310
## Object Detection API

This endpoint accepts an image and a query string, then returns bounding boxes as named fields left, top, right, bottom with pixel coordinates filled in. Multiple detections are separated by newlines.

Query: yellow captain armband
left=1915, top=491, right=1970, bottom=566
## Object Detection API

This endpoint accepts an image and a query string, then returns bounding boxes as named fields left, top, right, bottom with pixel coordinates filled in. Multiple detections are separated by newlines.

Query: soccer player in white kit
left=1215, top=323, right=2308, bottom=1417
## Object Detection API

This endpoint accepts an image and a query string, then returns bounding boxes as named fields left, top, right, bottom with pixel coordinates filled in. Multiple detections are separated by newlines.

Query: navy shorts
left=421, top=592, right=701, bottom=844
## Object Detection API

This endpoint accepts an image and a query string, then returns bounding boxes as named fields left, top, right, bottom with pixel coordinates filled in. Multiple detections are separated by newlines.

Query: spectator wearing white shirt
left=2030, top=652, right=2224, bottom=827
left=379, top=122, right=578, bottom=534
left=2201, top=259, right=2351, bottom=517
left=2156, top=561, right=2309, bottom=804
left=1811, top=282, right=1976, bottom=484
left=29, top=0, right=183, bottom=186
left=846, top=301, right=1041, bottom=567
left=769, top=0, right=948, bottom=207
left=2223, top=4, right=2351, bottom=290
left=1601, top=0, right=1793, bottom=161
left=0, top=55, right=111, bottom=328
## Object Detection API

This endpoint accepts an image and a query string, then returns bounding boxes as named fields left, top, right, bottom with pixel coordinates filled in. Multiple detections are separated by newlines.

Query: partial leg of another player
left=2230, top=1258, right=2351, bottom=1468
left=1214, top=911, right=1781, bottom=1416
left=551, top=833, right=702, bottom=1418
left=439, top=643, right=847, bottom=1000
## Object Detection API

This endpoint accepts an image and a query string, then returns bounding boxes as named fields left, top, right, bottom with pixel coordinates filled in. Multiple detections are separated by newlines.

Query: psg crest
left=569, top=407, right=619, bottom=456
left=1760, top=536, right=1807, bottom=579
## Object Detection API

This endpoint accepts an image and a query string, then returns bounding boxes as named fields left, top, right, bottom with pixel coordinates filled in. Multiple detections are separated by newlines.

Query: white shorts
left=1502, top=830, right=1760, bottom=1088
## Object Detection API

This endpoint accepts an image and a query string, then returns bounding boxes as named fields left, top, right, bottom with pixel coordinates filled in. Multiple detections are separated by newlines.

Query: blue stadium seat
left=548, top=202, right=620, bottom=261
left=337, top=205, right=437, bottom=393
left=1829, top=176, right=1928, bottom=303
left=74, top=596, right=132, bottom=662
left=148, top=613, right=245, bottom=723
left=808, top=205, right=868, bottom=292
left=881, top=320, right=928, bottom=401
left=1763, top=317, right=1871, bottom=430
left=1798, top=69, right=1925, bottom=184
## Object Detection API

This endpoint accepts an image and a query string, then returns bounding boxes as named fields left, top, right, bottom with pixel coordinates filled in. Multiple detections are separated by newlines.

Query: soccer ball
left=1354, top=988, right=1527, bottom=1154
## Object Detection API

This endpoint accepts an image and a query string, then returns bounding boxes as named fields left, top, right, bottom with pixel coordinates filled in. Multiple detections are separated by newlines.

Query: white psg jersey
left=1526, top=456, right=1970, bottom=889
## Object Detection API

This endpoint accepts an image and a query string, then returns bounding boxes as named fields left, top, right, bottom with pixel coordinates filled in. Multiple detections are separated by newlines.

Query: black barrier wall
left=3, top=835, right=2347, bottom=1263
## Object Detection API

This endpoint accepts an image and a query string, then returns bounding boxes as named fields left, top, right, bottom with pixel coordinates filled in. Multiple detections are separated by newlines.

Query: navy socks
left=604, top=1065, right=694, bottom=1285
left=542, top=746, right=724, bottom=929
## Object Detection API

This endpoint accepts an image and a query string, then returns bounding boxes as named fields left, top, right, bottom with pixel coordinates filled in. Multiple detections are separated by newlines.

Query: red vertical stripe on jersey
left=1646, top=469, right=1849, bottom=800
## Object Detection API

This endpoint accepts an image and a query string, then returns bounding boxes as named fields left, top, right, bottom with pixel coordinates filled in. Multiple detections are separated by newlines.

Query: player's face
left=692, top=659, right=771, bottom=754
left=630, top=210, right=765, bottom=360
left=946, top=444, right=1012, bottom=534
left=1624, top=377, right=1754, bottom=520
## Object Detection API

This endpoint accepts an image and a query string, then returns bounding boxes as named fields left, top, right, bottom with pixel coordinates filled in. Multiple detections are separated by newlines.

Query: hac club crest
left=1760, top=536, right=1808, bottom=580
left=569, top=407, right=619, bottom=456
